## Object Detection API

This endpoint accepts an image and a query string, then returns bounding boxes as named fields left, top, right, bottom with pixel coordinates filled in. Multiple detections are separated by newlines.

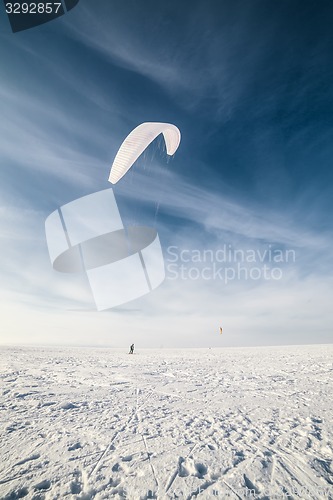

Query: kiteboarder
left=129, top=343, right=134, bottom=354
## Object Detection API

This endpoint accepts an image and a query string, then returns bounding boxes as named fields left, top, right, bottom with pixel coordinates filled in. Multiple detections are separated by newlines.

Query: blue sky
left=0, top=0, right=332, bottom=347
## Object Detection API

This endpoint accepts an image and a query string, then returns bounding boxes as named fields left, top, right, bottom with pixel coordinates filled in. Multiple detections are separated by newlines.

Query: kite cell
left=109, top=122, right=181, bottom=184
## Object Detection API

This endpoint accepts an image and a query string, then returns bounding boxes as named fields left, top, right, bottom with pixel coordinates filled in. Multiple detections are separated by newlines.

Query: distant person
left=129, top=343, right=134, bottom=354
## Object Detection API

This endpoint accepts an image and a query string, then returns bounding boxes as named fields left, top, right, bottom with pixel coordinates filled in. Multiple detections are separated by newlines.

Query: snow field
left=0, top=345, right=332, bottom=499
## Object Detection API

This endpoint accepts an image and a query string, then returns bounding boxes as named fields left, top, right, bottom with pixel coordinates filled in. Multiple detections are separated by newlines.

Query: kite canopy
left=109, top=122, right=181, bottom=184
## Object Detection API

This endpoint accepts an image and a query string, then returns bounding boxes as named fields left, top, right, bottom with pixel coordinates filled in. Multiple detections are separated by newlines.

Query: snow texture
left=0, top=345, right=332, bottom=499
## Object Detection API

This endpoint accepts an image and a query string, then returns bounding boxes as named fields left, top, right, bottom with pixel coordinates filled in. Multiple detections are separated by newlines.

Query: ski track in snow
left=0, top=345, right=332, bottom=499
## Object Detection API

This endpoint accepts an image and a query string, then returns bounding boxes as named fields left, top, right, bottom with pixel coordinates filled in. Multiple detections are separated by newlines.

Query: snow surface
left=0, top=345, right=332, bottom=499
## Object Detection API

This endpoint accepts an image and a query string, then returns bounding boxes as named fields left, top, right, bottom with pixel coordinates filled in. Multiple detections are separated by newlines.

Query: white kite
left=109, top=122, right=181, bottom=184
